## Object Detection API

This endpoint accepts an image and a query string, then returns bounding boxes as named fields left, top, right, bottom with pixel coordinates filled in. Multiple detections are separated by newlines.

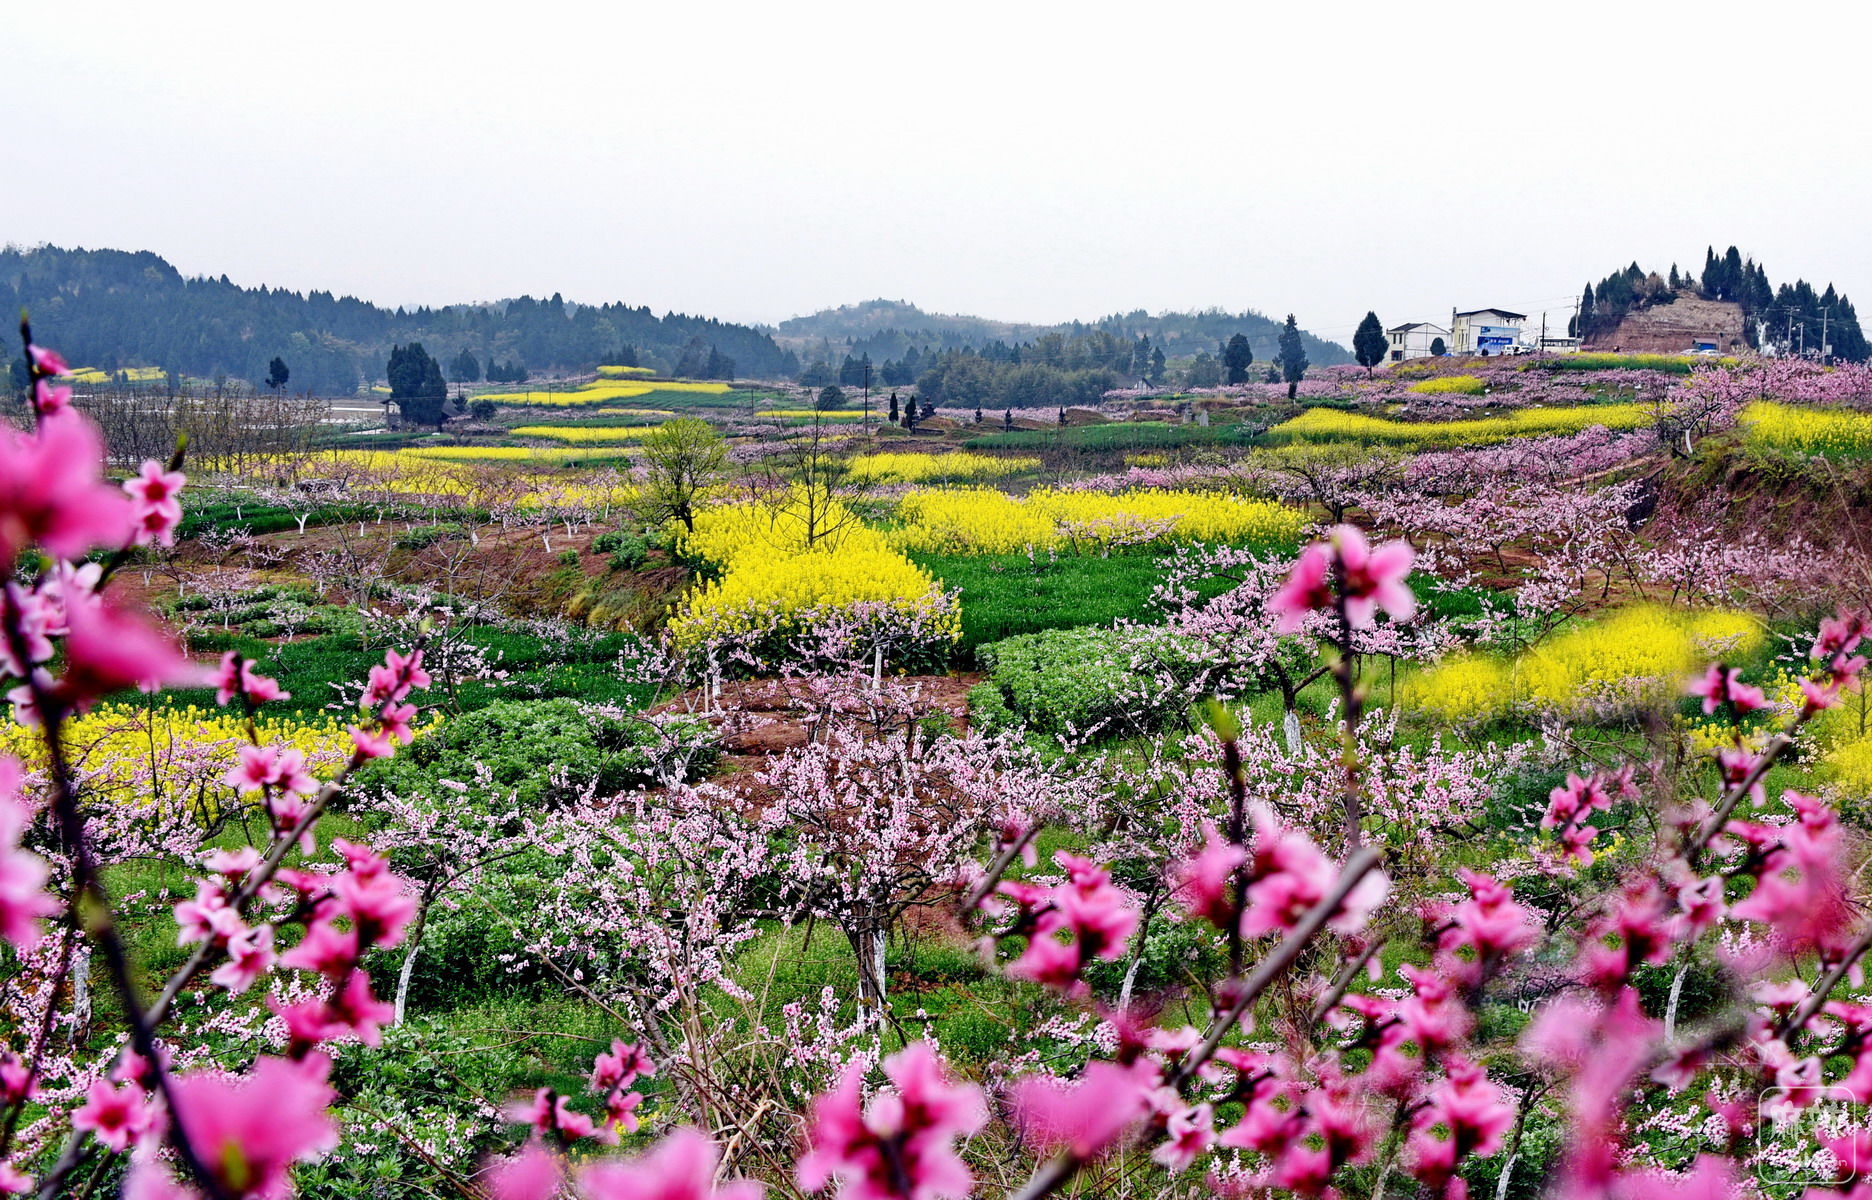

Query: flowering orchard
left=10, top=329, right=1872, bottom=1200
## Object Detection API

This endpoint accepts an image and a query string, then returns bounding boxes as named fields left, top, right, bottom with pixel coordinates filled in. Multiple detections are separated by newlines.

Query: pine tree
left=1277, top=315, right=1309, bottom=400
left=388, top=343, right=449, bottom=428
left=265, top=356, right=290, bottom=391
left=888, top=392, right=899, bottom=423
left=1352, top=312, right=1387, bottom=372
left=1222, top=334, right=1253, bottom=384
left=1149, top=345, right=1166, bottom=383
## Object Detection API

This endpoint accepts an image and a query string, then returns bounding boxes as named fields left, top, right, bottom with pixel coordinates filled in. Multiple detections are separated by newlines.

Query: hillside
left=0, top=245, right=799, bottom=393
left=770, top=298, right=1352, bottom=366
left=1586, top=293, right=1748, bottom=354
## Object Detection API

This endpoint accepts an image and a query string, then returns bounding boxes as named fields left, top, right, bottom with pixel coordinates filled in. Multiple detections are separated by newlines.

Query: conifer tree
left=1277, top=315, right=1309, bottom=400
left=1352, top=312, right=1387, bottom=372
left=1222, top=334, right=1253, bottom=384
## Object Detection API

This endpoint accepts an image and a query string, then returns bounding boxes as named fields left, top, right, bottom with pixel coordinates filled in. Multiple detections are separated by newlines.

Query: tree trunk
left=70, top=948, right=91, bottom=1042
left=1663, top=961, right=1688, bottom=1041
left=1283, top=708, right=1304, bottom=757
left=1118, top=898, right=1159, bottom=1009
left=394, top=901, right=431, bottom=1024
left=849, top=923, right=889, bottom=1011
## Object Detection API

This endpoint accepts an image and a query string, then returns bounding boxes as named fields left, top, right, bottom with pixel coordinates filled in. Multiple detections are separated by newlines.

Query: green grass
left=174, top=497, right=388, bottom=540
left=914, top=552, right=1195, bottom=654
left=168, top=623, right=654, bottom=719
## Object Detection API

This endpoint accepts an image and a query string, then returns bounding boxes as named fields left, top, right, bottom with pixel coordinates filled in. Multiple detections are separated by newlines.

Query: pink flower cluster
left=1268, top=525, right=1416, bottom=634
left=992, top=853, right=1139, bottom=994
left=799, top=1042, right=985, bottom=1200
left=1176, top=815, right=1389, bottom=943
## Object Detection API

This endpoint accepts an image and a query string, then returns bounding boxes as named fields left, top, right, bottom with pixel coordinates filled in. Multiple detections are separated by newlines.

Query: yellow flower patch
left=1270, top=404, right=1654, bottom=448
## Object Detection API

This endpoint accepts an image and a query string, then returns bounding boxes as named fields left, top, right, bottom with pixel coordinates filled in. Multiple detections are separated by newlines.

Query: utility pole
left=1820, top=307, right=1832, bottom=363
left=862, top=358, right=872, bottom=432
left=1538, top=312, right=1547, bottom=357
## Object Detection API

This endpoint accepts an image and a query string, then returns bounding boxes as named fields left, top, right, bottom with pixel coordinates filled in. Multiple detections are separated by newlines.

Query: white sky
left=4, top=0, right=1869, bottom=348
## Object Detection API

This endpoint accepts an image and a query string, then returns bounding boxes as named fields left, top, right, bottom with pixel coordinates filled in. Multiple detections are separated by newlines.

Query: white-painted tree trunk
left=394, top=903, right=429, bottom=1024
left=71, top=950, right=91, bottom=1039
left=394, top=942, right=419, bottom=1025
left=1283, top=709, right=1303, bottom=756
left=1664, top=962, right=1688, bottom=1041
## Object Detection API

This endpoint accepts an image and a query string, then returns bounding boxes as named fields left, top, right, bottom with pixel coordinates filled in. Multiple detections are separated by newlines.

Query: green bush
left=974, top=626, right=1203, bottom=740
left=593, top=530, right=651, bottom=570
left=352, top=698, right=716, bottom=809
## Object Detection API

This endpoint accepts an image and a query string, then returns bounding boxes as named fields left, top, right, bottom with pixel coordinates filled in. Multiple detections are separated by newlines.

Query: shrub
left=352, top=698, right=715, bottom=809
left=973, top=626, right=1204, bottom=739
left=592, top=530, right=651, bottom=570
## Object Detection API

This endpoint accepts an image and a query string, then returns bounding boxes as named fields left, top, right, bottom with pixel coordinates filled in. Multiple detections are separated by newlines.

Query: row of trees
left=877, top=320, right=1318, bottom=404
left=776, top=298, right=1354, bottom=365
left=1572, top=246, right=1870, bottom=360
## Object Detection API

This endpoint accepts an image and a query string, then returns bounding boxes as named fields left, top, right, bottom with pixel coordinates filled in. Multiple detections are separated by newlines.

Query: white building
left=1385, top=322, right=1450, bottom=361
left=1451, top=308, right=1526, bottom=355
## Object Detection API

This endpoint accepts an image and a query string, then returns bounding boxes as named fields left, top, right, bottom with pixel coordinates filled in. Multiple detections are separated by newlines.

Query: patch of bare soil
left=651, top=673, right=983, bottom=794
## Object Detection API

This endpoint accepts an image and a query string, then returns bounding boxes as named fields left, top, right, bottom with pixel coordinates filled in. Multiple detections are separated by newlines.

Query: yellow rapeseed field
left=479, top=378, right=732, bottom=408
left=509, top=426, right=653, bottom=443
left=1407, top=375, right=1487, bottom=396
left=1270, top=404, right=1654, bottom=448
left=1740, top=401, right=1872, bottom=460
left=848, top=452, right=1040, bottom=483
left=1406, top=607, right=1764, bottom=724
left=888, top=488, right=1308, bottom=554
left=671, top=494, right=957, bottom=652
left=258, top=450, right=637, bottom=509
left=0, top=703, right=360, bottom=802
left=401, top=446, right=637, bottom=463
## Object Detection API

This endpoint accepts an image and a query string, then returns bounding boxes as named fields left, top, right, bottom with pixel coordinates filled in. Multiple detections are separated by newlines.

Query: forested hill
left=0, top=245, right=800, bottom=393
left=769, top=299, right=1354, bottom=366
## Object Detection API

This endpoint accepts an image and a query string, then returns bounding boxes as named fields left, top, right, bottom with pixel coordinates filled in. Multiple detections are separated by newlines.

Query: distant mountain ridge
left=767, top=298, right=1353, bottom=366
left=0, top=245, right=799, bottom=393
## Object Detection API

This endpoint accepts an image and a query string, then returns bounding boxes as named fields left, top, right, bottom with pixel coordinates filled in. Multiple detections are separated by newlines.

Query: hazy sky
left=6, top=1, right=1869, bottom=347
